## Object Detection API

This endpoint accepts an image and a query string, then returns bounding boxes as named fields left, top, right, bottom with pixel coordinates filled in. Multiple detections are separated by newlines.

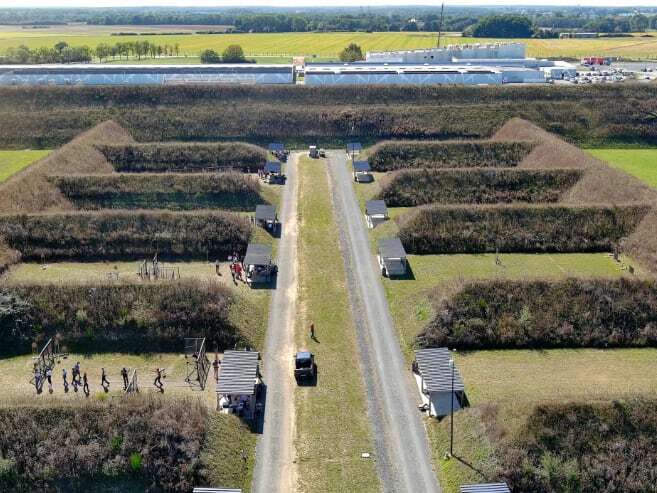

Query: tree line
left=0, top=40, right=183, bottom=64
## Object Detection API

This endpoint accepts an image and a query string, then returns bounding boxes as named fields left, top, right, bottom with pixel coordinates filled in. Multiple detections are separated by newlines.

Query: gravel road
left=252, top=153, right=299, bottom=493
left=327, top=151, right=441, bottom=493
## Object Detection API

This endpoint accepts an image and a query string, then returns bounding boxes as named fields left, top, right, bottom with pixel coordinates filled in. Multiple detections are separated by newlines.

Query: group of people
left=32, top=363, right=162, bottom=396
left=229, top=253, right=245, bottom=284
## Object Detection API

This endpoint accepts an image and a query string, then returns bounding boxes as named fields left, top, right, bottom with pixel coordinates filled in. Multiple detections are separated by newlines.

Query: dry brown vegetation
left=0, top=121, right=134, bottom=213
left=493, top=118, right=657, bottom=205
left=492, top=118, right=657, bottom=272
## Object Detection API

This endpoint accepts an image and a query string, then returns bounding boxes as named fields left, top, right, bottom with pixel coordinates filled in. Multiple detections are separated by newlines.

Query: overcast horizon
left=5, top=1, right=657, bottom=9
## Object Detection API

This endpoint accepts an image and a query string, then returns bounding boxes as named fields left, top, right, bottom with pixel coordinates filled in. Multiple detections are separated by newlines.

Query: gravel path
left=327, top=151, right=441, bottom=493
left=252, top=153, right=299, bottom=493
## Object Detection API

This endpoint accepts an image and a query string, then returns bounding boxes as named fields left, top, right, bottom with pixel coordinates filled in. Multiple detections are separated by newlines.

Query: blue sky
left=4, top=1, right=657, bottom=8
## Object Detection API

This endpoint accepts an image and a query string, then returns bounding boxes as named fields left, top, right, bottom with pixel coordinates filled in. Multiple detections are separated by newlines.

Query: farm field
left=2, top=29, right=657, bottom=60
left=294, top=155, right=379, bottom=492
left=427, top=348, right=657, bottom=492
left=0, top=149, right=50, bottom=183
left=588, top=148, right=657, bottom=189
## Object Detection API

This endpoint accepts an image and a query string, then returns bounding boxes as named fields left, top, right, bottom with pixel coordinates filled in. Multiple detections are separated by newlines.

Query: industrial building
left=305, top=64, right=547, bottom=86
left=365, top=42, right=527, bottom=64
left=0, top=64, right=295, bottom=86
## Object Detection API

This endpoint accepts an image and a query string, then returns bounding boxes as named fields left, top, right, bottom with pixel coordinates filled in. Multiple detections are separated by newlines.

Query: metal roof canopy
left=264, top=161, right=282, bottom=174
left=353, top=160, right=371, bottom=172
left=268, top=142, right=285, bottom=152
left=216, top=350, right=259, bottom=396
left=255, top=204, right=276, bottom=222
left=243, top=243, right=272, bottom=267
left=346, top=142, right=362, bottom=152
left=460, top=483, right=511, bottom=493
left=193, top=488, right=242, bottom=493
left=415, top=347, right=465, bottom=393
left=366, top=200, right=388, bottom=217
left=378, top=238, right=406, bottom=260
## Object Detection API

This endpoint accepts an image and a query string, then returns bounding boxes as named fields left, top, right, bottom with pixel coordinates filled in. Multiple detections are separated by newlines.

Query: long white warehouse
left=0, top=64, right=295, bottom=86
left=304, top=64, right=546, bottom=86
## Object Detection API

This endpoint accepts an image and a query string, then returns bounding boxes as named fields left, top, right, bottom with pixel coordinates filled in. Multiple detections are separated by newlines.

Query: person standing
left=82, top=372, right=90, bottom=396
left=154, top=368, right=164, bottom=392
left=62, top=368, right=69, bottom=393
left=101, top=368, right=110, bottom=392
left=33, top=365, right=41, bottom=394
left=212, top=354, right=220, bottom=383
left=121, top=367, right=129, bottom=391
left=46, top=368, right=53, bottom=393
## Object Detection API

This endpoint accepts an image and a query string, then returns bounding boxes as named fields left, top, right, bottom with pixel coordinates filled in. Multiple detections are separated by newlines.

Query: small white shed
left=413, top=347, right=467, bottom=418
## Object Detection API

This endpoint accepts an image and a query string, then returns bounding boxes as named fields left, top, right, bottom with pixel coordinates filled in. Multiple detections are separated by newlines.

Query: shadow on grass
left=453, top=454, right=489, bottom=481
left=388, top=262, right=416, bottom=281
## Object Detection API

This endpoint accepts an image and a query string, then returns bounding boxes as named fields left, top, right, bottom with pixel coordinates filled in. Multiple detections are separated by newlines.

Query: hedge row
left=367, top=141, right=535, bottom=171
left=377, top=168, right=582, bottom=207
left=398, top=204, right=648, bottom=254
left=51, top=173, right=263, bottom=211
left=0, top=210, right=251, bottom=261
left=0, top=398, right=208, bottom=492
left=0, top=281, right=247, bottom=355
left=99, top=142, right=267, bottom=172
left=2, top=84, right=657, bottom=110
left=418, top=278, right=657, bottom=350
left=500, top=399, right=657, bottom=493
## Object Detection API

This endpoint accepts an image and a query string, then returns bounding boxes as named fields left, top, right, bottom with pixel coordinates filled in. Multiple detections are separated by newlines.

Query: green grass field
left=294, top=156, right=379, bottom=492
left=427, top=348, right=657, bottom=492
left=588, top=148, right=657, bottom=189
left=0, top=150, right=51, bottom=183
left=3, top=29, right=657, bottom=60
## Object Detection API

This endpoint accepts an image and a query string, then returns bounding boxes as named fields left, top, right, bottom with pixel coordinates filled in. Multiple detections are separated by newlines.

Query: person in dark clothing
left=154, top=368, right=164, bottom=392
left=101, top=368, right=110, bottom=392
left=212, top=354, right=220, bottom=383
left=82, top=372, right=90, bottom=396
left=121, top=367, right=129, bottom=390
left=62, top=368, right=69, bottom=393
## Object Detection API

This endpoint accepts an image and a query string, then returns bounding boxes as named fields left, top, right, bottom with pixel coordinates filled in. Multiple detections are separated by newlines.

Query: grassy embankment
left=3, top=30, right=657, bottom=60
left=293, top=155, right=379, bottom=492
left=588, top=148, right=657, bottom=189
left=0, top=150, right=50, bottom=183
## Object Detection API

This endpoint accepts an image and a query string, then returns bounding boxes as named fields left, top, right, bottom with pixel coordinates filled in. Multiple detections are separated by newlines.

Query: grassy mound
left=0, top=210, right=251, bottom=261
left=5, top=85, right=657, bottom=148
left=100, top=143, right=267, bottom=173
left=0, top=281, right=251, bottom=355
left=500, top=399, right=657, bottom=493
left=398, top=204, right=648, bottom=255
left=51, top=173, right=263, bottom=211
left=418, top=278, right=657, bottom=350
left=367, top=140, right=533, bottom=171
left=377, top=168, right=581, bottom=207
left=0, top=121, right=134, bottom=213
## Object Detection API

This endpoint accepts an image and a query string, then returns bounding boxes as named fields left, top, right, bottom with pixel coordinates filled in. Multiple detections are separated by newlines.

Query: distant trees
left=339, top=43, right=364, bottom=62
left=222, top=44, right=246, bottom=63
left=200, top=49, right=221, bottom=64
left=470, top=14, right=534, bottom=38
left=2, top=43, right=92, bottom=64
left=0, top=40, right=185, bottom=64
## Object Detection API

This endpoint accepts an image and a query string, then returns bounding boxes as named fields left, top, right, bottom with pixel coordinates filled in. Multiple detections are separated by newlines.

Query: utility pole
left=449, top=357, right=455, bottom=457
left=437, top=2, right=445, bottom=49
